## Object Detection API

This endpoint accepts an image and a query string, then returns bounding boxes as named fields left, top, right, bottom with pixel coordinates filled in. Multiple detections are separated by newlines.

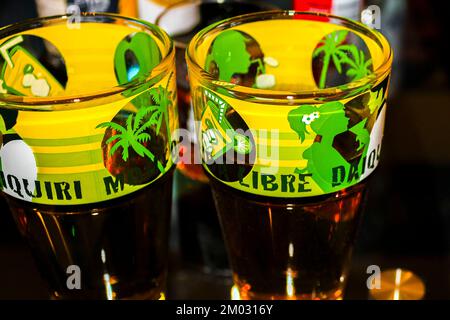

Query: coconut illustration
left=0, top=139, right=38, bottom=201
left=0, top=109, right=37, bottom=202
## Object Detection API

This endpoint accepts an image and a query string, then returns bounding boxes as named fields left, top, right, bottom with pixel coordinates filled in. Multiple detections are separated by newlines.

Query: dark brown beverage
left=4, top=171, right=173, bottom=300
left=211, top=178, right=367, bottom=300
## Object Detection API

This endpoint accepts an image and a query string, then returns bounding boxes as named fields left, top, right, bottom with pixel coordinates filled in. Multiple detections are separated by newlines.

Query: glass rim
left=0, top=12, right=174, bottom=108
left=155, top=0, right=279, bottom=49
left=186, top=10, right=393, bottom=103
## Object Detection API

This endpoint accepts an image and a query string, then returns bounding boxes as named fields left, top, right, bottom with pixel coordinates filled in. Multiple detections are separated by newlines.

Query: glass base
left=231, top=285, right=344, bottom=300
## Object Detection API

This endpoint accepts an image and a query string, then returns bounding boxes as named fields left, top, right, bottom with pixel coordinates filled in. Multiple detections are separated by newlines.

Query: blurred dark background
left=0, top=0, right=449, bottom=299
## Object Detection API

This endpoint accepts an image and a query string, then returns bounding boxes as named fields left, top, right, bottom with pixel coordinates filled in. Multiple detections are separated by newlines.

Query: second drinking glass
left=187, top=11, right=392, bottom=299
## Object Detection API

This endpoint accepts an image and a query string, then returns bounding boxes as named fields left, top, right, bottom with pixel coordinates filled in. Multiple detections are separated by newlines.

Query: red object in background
left=293, top=0, right=362, bottom=22
left=293, top=0, right=333, bottom=22
left=294, top=0, right=333, bottom=13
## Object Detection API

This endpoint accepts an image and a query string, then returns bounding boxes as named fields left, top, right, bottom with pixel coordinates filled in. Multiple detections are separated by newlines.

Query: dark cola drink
left=211, top=178, right=367, bottom=300
left=4, top=172, right=173, bottom=300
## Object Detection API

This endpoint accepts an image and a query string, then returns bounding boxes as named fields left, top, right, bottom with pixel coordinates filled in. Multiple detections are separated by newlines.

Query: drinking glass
left=0, top=13, right=177, bottom=299
left=187, top=11, right=392, bottom=299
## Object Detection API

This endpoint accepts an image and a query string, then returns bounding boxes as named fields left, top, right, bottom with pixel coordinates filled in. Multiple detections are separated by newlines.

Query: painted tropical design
left=205, top=30, right=278, bottom=89
left=0, top=35, right=67, bottom=200
left=96, top=31, right=173, bottom=186
left=313, top=30, right=372, bottom=89
left=114, top=32, right=161, bottom=86
left=288, top=101, right=369, bottom=191
left=0, top=22, right=179, bottom=205
left=97, top=75, right=174, bottom=185
left=200, top=88, right=255, bottom=182
left=288, top=76, right=387, bottom=192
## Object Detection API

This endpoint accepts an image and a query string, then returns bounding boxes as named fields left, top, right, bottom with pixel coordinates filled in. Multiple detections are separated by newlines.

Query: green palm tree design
left=336, top=45, right=372, bottom=81
left=313, top=30, right=372, bottom=88
left=96, top=74, right=174, bottom=174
